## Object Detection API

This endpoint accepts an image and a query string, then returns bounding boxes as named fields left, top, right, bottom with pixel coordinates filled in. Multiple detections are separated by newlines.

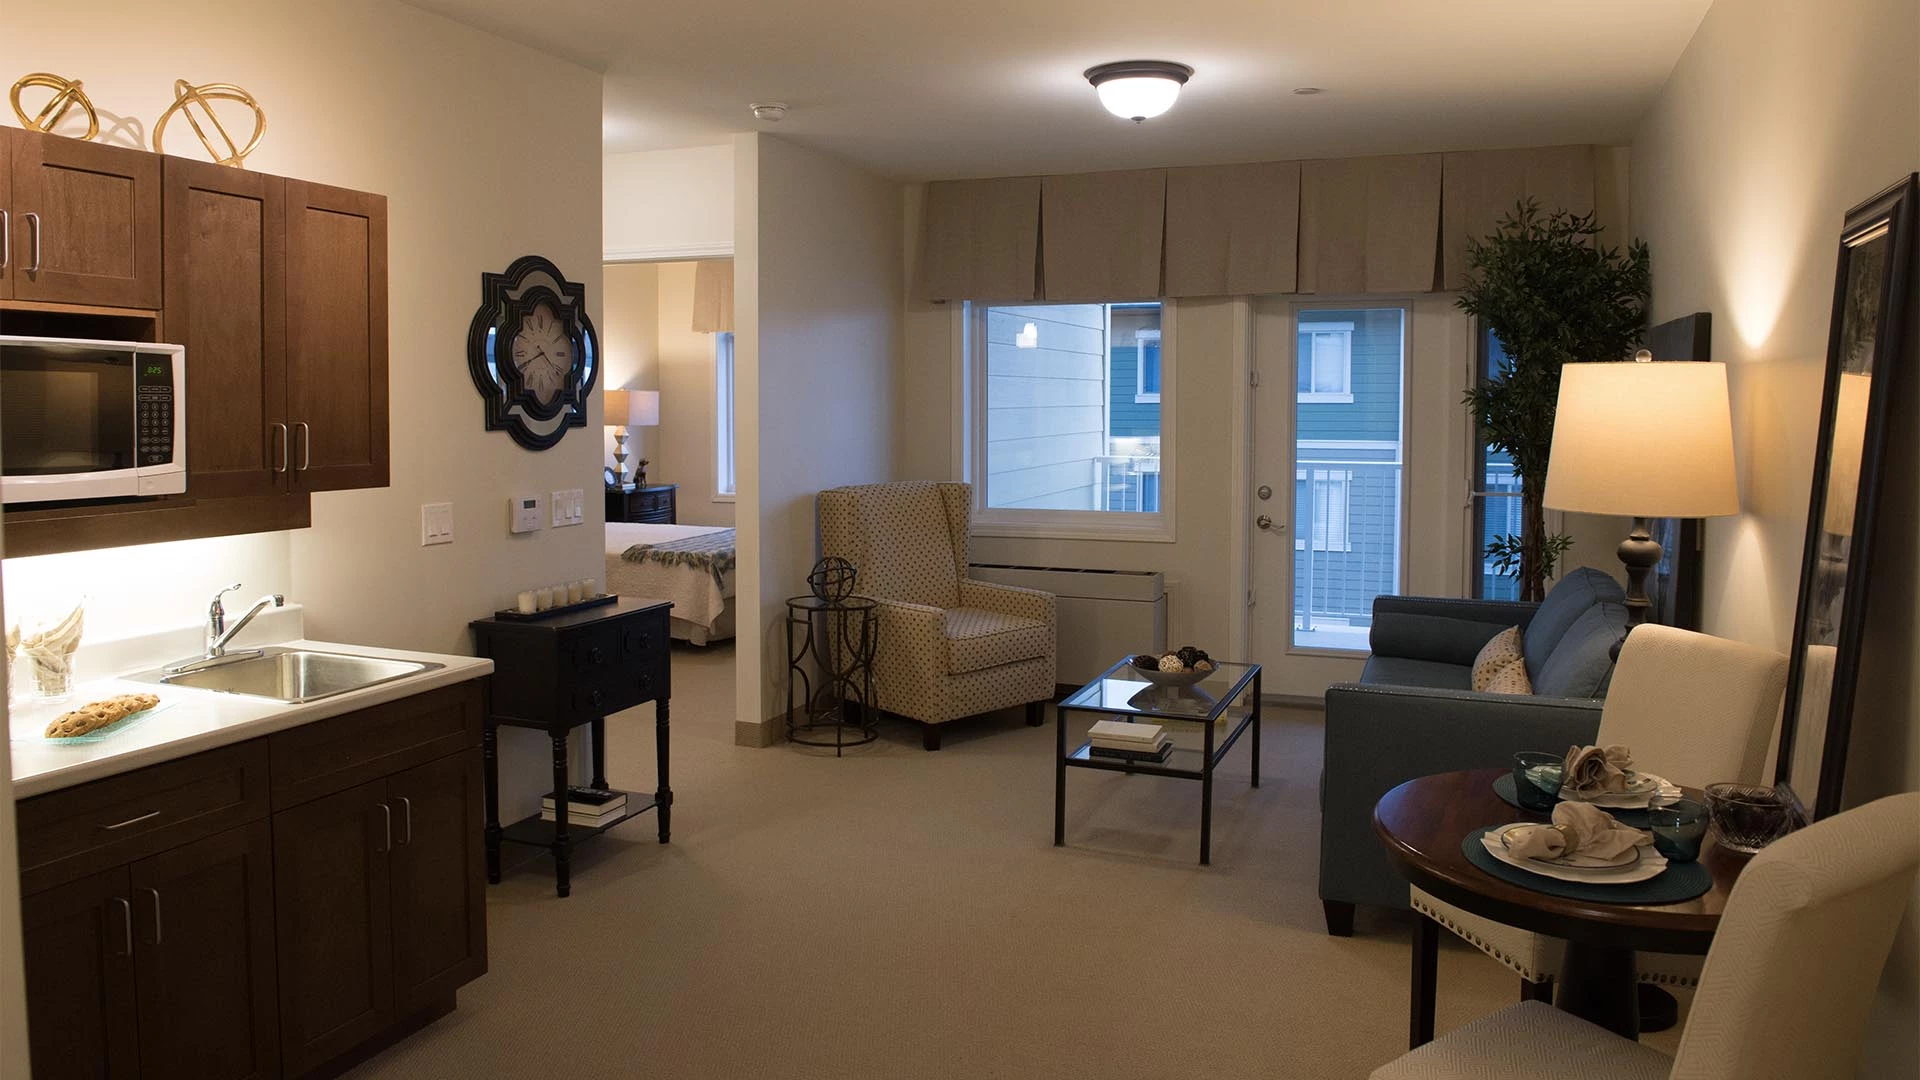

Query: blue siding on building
left=1108, top=340, right=1161, bottom=438
left=1296, top=308, right=1403, bottom=442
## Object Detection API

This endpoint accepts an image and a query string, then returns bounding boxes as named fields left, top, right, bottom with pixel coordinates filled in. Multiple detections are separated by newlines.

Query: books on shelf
left=1088, top=742, right=1174, bottom=764
left=540, top=786, right=628, bottom=827
left=1088, top=719, right=1162, bottom=744
left=1086, top=719, right=1171, bottom=762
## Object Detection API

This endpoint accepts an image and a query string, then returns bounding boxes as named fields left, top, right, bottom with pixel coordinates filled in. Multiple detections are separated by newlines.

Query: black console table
left=470, top=597, right=674, bottom=897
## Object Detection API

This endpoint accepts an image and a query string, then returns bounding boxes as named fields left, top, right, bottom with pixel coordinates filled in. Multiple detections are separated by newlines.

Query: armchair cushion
left=945, top=607, right=1051, bottom=674
left=1522, top=567, right=1626, bottom=682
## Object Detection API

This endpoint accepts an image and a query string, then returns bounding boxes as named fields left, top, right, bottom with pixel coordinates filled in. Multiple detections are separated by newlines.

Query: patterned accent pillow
left=1471, top=626, right=1533, bottom=695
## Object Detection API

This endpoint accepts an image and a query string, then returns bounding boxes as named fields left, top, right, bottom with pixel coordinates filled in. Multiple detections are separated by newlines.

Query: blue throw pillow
left=1523, top=567, right=1626, bottom=681
left=1532, top=601, right=1628, bottom=698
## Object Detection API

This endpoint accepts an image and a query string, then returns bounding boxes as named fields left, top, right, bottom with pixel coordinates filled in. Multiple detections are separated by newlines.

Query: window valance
left=915, top=144, right=1605, bottom=302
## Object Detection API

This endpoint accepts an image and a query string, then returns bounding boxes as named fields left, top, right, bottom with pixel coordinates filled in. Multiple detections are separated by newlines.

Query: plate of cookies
left=1126, top=646, right=1218, bottom=689
left=25, top=693, right=170, bottom=744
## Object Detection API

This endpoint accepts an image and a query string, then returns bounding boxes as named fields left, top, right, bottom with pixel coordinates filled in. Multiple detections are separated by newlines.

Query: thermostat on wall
left=509, top=494, right=545, bottom=534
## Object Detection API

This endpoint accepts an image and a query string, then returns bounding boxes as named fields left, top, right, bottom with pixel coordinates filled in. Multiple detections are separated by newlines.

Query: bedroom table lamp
left=1544, top=353, right=1739, bottom=629
left=605, top=389, right=660, bottom=487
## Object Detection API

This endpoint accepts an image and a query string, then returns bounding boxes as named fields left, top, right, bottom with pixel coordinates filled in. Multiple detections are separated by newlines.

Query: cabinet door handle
left=272, top=422, right=290, bottom=474
left=376, top=801, right=392, bottom=853
left=24, top=212, right=40, bottom=273
left=588, top=647, right=604, bottom=665
left=139, top=887, right=162, bottom=946
left=97, top=809, right=162, bottom=831
left=396, top=796, right=412, bottom=846
left=0, top=209, right=10, bottom=270
left=112, top=897, right=133, bottom=957
left=295, top=422, right=312, bottom=472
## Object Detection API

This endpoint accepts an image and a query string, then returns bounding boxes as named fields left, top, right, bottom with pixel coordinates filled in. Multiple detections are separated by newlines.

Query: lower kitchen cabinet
left=15, top=679, right=488, bottom=1080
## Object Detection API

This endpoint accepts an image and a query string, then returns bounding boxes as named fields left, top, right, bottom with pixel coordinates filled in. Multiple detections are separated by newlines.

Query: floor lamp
left=1544, top=354, right=1740, bottom=632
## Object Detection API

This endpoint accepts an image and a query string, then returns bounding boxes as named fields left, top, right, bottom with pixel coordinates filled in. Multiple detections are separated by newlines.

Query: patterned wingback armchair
left=818, top=482, right=1056, bottom=750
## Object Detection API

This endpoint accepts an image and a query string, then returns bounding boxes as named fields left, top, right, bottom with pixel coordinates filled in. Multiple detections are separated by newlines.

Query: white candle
left=535, top=588, right=552, bottom=611
left=516, top=591, right=536, bottom=614
left=567, top=581, right=584, bottom=604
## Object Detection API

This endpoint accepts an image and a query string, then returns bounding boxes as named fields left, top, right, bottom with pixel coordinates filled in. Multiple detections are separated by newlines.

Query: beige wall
left=735, top=134, right=902, bottom=737
left=1631, top=0, right=1920, bottom=1071
left=0, top=0, right=605, bottom=823
left=604, top=145, right=735, bottom=262
left=602, top=262, right=662, bottom=475
left=656, top=262, right=736, bottom=525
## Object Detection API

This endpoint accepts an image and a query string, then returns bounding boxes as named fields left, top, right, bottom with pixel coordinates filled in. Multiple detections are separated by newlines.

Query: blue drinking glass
left=1648, top=798, right=1709, bottom=863
left=1512, top=752, right=1564, bottom=811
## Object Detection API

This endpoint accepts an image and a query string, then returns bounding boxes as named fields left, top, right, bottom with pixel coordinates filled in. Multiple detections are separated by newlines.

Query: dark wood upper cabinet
left=388, top=749, right=488, bottom=1015
left=0, top=130, right=13, bottom=299
left=129, top=821, right=280, bottom=1080
left=164, top=158, right=288, bottom=500
left=8, top=127, right=162, bottom=309
left=285, top=179, right=389, bottom=492
left=21, top=867, right=141, bottom=1080
left=272, top=777, right=395, bottom=1077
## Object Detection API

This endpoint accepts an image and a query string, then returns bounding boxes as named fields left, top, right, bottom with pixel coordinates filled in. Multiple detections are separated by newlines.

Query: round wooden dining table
left=1373, top=768, right=1749, bottom=1040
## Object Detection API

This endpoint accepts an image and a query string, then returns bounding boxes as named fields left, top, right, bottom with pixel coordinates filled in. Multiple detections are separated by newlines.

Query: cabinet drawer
left=561, top=612, right=668, bottom=720
left=17, top=740, right=269, bottom=896
left=270, top=680, right=482, bottom=811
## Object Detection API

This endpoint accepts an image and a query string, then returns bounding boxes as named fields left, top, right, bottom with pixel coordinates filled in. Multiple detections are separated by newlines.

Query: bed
left=605, top=523, right=737, bottom=644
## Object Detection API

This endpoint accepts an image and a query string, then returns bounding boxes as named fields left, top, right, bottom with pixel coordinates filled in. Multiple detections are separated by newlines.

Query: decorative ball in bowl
left=1127, top=646, right=1216, bottom=688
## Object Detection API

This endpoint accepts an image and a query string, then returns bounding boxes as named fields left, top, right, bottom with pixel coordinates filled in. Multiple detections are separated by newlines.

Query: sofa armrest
left=958, top=579, right=1056, bottom=627
left=1369, top=595, right=1542, bottom=666
left=1318, top=683, right=1602, bottom=912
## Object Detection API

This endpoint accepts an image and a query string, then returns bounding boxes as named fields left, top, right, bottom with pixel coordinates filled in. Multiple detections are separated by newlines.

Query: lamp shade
left=604, top=389, right=659, bottom=428
left=1544, top=360, right=1739, bottom=519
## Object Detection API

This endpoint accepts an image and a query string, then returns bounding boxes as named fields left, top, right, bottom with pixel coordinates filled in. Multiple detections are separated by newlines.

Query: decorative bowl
left=1126, top=660, right=1213, bottom=689
left=1704, top=782, right=1796, bottom=854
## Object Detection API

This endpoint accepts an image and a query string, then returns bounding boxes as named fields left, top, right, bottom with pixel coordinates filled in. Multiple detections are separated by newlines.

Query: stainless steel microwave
left=0, top=336, right=186, bottom=505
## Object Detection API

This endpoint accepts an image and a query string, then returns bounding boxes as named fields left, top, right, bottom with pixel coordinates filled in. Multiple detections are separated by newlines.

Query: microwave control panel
left=136, top=356, right=175, bottom=466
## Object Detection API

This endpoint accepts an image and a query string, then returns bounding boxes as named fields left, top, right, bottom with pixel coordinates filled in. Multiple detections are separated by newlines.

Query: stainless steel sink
left=136, top=647, right=441, bottom=703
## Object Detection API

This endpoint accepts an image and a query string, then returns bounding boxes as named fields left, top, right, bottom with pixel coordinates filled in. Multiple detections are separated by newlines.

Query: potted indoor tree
left=1458, top=199, right=1651, bottom=601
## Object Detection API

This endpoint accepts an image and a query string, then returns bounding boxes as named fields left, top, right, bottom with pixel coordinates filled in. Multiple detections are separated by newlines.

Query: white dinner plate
left=1482, top=824, right=1668, bottom=885
left=1500, top=826, right=1642, bottom=869
left=1557, top=773, right=1684, bottom=809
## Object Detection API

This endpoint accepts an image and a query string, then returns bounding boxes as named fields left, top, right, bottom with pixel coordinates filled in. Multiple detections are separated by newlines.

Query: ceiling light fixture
left=1292, top=86, right=1324, bottom=96
left=1084, top=60, right=1193, bottom=122
left=749, top=102, right=788, bottom=122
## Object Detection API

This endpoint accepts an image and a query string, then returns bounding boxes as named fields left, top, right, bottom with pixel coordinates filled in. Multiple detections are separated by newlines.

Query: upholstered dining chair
left=1370, top=790, right=1920, bottom=1079
left=1406, top=625, right=1788, bottom=1031
left=817, top=482, right=1056, bottom=750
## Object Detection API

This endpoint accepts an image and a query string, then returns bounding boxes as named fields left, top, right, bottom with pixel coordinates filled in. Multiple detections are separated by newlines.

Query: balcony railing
left=1294, top=459, right=1401, bottom=650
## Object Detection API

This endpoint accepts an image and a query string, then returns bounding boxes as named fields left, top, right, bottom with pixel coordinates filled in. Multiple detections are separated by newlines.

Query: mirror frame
left=1776, top=174, right=1918, bottom=821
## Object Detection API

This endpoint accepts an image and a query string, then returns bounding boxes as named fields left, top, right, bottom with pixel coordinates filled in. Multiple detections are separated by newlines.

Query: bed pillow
left=1471, top=626, right=1533, bottom=695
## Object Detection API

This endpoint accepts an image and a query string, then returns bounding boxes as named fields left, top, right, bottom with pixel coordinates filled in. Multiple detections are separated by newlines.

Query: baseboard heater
left=968, top=564, right=1166, bottom=684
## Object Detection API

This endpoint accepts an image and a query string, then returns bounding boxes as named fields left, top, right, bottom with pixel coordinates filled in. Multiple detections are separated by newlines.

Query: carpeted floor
left=345, top=643, right=1683, bottom=1079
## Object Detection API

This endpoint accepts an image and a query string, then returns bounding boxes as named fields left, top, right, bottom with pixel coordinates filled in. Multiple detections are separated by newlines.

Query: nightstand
left=606, top=483, right=677, bottom=524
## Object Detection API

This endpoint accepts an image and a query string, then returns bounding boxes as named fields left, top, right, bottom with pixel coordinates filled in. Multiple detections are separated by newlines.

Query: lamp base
left=1612, top=516, right=1663, bottom=659
left=613, top=428, right=631, bottom=487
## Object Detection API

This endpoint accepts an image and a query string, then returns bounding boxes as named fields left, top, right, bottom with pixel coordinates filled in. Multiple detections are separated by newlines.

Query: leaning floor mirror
left=1776, top=174, right=1918, bottom=821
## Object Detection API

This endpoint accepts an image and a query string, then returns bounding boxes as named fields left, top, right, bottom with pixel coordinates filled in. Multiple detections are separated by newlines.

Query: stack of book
left=1087, top=719, right=1172, bottom=763
left=540, top=786, right=629, bottom=828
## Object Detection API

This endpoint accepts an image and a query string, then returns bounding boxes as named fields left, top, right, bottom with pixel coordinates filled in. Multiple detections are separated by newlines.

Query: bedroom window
left=967, top=301, right=1172, bottom=540
left=715, top=331, right=736, bottom=497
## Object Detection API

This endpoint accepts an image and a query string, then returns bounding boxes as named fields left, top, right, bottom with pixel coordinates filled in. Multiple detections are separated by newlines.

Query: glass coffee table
left=1054, top=657, right=1263, bottom=865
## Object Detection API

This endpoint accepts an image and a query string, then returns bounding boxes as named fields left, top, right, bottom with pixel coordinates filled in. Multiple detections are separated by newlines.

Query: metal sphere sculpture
left=807, top=557, right=857, bottom=603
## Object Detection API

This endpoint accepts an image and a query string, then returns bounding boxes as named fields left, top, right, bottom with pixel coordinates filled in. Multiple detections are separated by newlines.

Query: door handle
left=376, top=801, right=392, bottom=853
left=139, top=887, right=162, bottom=946
left=295, top=422, right=312, bottom=472
left=97, top=809, right=162, bottom=831
left=24, top=212, right=41, bottom=273
left=272, top=422, right=290, bottom=474
left=1256, top=514, right=1274, bottom=531
left=396, top=796, right=412, bottom=846
left=112, top=897, right=133, bottom=957
left=1, top=209, right=10, bottom=270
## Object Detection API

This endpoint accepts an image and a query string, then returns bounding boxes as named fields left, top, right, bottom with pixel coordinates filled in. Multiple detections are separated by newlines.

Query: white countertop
left=9, top=639, right=492, bottom=799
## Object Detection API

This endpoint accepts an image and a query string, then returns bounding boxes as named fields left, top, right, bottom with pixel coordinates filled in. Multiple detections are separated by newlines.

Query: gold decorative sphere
left=153, top=79, right=266, bottom=168
left=9, top=73, right=99, bottom=141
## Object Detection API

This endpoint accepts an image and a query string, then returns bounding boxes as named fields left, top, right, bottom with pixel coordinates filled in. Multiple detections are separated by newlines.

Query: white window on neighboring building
left=1297, top=322, right=1355, bottom=402
left=714, top=331, right=736, bottom=497
left=1295, top=468, right=1353, bottom=552
left=967, top=301, right=1172, bottom=540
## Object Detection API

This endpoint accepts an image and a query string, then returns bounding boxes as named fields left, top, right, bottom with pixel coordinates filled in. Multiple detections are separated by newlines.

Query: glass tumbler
left=1512, top=752, right=1565, bottom=811
left=1648, top=797, right=1708, bottom=862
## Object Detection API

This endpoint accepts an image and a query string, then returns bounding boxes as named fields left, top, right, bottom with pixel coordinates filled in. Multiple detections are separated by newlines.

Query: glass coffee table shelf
left=1054, top=658, right=1263, bottom=865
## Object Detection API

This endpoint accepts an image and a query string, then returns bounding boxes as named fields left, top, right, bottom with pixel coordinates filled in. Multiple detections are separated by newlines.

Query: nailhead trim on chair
left=1410, top=893, right=1544, bottom=980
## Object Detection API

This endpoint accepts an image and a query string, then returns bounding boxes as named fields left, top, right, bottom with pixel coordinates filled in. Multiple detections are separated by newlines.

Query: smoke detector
left=749, top=102, right=788, bottom=122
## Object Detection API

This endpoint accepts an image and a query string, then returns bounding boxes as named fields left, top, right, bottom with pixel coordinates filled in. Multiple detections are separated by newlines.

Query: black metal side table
left=784, top=595, right=879, bottom=755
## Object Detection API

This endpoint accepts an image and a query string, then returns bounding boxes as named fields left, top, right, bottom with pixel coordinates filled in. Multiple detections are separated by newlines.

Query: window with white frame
left=1297, top=322, right=1354, bottom=402
left=1295, top=468, right=1353, bottom=551
left=714, top=331, right=736, bottom=497
left=969, top=301, right=1171, bottom=537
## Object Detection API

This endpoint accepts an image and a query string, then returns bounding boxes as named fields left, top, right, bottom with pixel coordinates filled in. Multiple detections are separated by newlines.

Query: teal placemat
left=1493, top=771, right=1654, bottom=828
left=1463, top=827, right=1711, bottom=904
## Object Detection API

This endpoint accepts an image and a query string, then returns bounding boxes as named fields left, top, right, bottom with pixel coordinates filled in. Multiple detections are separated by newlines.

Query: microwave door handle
left=272, top=422, right=289, bottom=474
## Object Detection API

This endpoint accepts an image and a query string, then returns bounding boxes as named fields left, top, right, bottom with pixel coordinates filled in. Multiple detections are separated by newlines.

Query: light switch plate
left=421, top=502, right=454, bottom=546
left=550, top=487, right=585, bottom=527
left=509, top=494, right=544, bottom=534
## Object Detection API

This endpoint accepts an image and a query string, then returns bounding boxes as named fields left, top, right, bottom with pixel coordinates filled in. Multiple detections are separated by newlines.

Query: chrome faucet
left=162, top=584, right=285, bottom=676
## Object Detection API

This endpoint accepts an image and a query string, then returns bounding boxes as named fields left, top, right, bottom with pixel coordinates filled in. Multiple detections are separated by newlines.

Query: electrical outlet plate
left=550, top=487, right=585, bottom=527
left=510, top=494, right=544, bottom=534
left=421, top=502, right=454, bottom=546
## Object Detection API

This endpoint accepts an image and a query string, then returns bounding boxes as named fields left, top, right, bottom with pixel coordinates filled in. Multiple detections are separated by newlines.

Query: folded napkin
left=1503, top=801, right=1652, bottom=862
left=1563, top=743, right=1634, bottom=797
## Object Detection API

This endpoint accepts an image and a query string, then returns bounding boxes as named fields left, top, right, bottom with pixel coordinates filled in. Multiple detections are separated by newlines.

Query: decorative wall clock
left=466, top=255, right=601, bottom=451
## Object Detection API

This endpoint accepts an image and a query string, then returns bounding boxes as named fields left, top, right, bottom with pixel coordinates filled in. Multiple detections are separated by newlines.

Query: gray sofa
left=1317, top=567, right=1629, bottom=935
